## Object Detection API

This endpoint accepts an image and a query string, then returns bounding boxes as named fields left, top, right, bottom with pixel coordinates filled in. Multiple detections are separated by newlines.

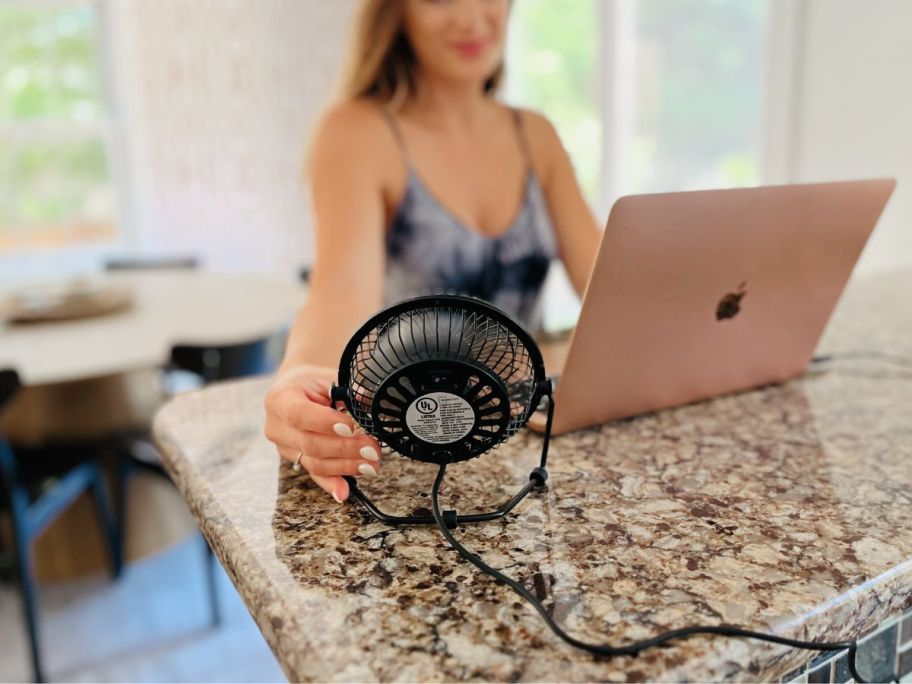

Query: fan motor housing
left=372, top=359, right=510, bottom=464
left=335, top=293, right=549, bottom=467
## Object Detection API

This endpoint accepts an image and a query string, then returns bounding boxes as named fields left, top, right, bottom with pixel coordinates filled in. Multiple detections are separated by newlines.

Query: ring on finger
left=292, top=450, right=304, bottom=472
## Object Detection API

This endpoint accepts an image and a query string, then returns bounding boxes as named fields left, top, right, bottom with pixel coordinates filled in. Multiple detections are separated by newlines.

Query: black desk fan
left=327, top=293, right=868, bottom=681
left=329, top=293, right=554, bottom=527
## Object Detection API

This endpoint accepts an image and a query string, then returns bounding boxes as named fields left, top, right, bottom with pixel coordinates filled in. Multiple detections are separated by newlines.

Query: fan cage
left=343, top=300, right=541, bottom=454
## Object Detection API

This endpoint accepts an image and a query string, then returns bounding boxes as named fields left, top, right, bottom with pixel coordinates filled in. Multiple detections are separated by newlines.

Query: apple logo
left=716, top=281, right=747, bottom=321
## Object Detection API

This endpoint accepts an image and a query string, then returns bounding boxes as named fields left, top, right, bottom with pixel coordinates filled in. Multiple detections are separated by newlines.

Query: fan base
left=342, top=470, right=548, bottom=529
left=339, top=378, right=556, bottom=530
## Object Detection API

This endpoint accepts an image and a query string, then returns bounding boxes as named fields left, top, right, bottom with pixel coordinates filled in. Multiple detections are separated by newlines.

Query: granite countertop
left=153, top=269, right=912, bottom=683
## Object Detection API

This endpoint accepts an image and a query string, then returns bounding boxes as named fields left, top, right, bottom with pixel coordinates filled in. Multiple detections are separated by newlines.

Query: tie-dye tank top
left=381, top=105, right=558, bottom=334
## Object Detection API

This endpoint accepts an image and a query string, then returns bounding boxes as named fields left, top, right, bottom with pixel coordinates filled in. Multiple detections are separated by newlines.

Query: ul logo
left=417, top=398, right=438, bottom=414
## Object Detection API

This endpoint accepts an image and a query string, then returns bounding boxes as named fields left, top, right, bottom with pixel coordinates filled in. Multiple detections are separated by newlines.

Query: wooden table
left=0, top=270, right=308, bottom=386
left=0, top=270, right=308, bottom=579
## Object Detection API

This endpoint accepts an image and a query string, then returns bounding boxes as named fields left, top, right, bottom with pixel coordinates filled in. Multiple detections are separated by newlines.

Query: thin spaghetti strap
left=510, top=106, right=533, bottom=174
left=381, top=107, right=412, bottom=168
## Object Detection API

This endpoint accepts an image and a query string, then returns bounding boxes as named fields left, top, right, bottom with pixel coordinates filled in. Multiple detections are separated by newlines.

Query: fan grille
left=342, top=299, right=540, bottom=460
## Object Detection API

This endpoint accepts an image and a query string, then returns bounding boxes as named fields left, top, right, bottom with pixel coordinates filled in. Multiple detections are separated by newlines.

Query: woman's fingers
left=297, top=452, right=379, bottom=479
left=277, top=443, right=379, bottom=478
left=268, top=388, right=361, bottom=437
left=278, top=447, right=358, bottom=503
left=264, top=364, right=382, bottom=506
left=267, top=420, right=381, bottom=462
left=312, top=474, right=349, bottom=504
left=277, top=443, right=378, bottom=478
left=273, top=365, right=337, bottom=406
left=304, top=471, right=349, bottom=504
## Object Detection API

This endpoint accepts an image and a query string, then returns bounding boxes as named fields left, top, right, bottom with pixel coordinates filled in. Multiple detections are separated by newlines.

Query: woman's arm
left=265, top=100, right=391, bottom=504
left=522, top=110, right=603, bottom=300
left=280, top=100, right=391, bottom=372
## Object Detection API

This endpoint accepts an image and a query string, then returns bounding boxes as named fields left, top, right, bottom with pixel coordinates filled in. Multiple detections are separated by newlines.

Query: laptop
left=527, top=178, right=896, bottom=436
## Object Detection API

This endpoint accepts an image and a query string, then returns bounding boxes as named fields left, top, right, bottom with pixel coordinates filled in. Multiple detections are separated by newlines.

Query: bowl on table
left=2, top=277, right=134, bottom=324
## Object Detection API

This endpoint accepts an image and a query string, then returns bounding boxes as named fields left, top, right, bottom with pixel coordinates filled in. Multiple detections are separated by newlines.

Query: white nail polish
left=333, top=422, right=353, bottom=437
left=332, top=490, right=344, bottom=504
left=358, top=463, right=378, bottom=477
left=360, top=446, right=379, bottom=461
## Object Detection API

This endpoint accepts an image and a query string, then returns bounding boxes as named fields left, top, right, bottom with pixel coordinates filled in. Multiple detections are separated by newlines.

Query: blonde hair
left=334, top=0, right=505, bottom=111
left=303, top=1, right=507, bottom=178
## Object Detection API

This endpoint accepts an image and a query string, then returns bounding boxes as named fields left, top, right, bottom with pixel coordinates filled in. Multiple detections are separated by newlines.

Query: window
left=0, top=1, right=116, bottom=253
left=507, top=0, right=770, bottom=331
left=505, top=0, right=601, bottom=332
left=626, top=0, right=768, bottom=194
left=505, top=0, right=601, bottom=207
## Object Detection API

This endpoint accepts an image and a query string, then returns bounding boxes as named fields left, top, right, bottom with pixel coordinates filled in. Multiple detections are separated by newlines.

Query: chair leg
left=0, top=513, right=13, bottom=583
left=88, top=463, right=123, bottom=580
left=203, top=535, right=221, bottom=627
left=113, top=454, right=134, bottom=574
left=10, top=494, right=44, bottom=683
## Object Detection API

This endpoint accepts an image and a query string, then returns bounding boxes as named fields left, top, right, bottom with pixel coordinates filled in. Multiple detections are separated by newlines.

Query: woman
left=264, top=0, right=601, bottom=504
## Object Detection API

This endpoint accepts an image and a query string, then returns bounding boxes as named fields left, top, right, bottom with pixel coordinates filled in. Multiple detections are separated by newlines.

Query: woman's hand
left=264, top=364, right=382, bottom=503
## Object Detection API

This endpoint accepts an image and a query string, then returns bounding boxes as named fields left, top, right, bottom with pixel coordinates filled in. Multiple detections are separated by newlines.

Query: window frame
left=0, top=0, right=132, bottom=276
left=603, top=0, right=793, bottom=202
left=506, top=0, right=793, bottom=332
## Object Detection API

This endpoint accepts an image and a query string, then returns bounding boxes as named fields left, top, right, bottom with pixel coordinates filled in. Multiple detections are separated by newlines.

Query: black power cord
left=416, top=348, right=912, bottom=681
left=810, top=350, right=912, bottom=369
left=429, top=463, right=869, bottom=683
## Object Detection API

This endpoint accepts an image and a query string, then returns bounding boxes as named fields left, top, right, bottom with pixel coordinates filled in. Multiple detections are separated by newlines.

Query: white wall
left=8, top=0, right=906, bottom=284
left=113, top=0, right=908, bottom=278
left=787, top=0, right=912, bottom=276
left=108, top=0, right=357, bottom=275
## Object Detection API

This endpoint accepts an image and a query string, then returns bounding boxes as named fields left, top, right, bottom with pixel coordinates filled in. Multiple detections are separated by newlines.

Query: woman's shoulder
left=310, top=97, right=397, bottom=157
left=504, top=104, right=566, bottom=180
left=509, top=105, right=556, bottom=134
left=308, top=97, right=399, bottom=176
left=317, top=97, right=389, bottom=132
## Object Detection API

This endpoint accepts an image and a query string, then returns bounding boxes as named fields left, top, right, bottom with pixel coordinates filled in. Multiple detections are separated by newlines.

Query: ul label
left=405, top=392, right=475, bottom=444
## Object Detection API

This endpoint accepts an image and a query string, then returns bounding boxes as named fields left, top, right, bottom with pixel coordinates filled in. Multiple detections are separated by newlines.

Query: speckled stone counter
left=153, top=269, right=912, bottom=683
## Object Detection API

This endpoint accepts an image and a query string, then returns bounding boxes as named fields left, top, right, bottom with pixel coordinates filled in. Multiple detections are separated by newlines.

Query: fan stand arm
left=340, top=381, right=555, bottom=530
left=342, top=474, right=541, bottom=529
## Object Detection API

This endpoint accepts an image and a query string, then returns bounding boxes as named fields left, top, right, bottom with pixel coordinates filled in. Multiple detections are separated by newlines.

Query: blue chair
left=0, top=369, right=121, bottom=683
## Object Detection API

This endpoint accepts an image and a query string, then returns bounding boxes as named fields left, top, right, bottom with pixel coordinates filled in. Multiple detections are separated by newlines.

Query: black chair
left=104, top=255, right=200, bottom=271
left=0, top=369, right=121, bottom=684
left=114, top=336, right=275, bottom=628
left=104, top=253, right=283, bottom=625
left=103, top=256, right=283, bottom=626
left=171, top=338, right=274, bottom=384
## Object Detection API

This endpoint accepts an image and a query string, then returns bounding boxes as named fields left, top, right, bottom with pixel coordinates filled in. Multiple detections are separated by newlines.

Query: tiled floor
left=0, top=535, right=285, bottom=683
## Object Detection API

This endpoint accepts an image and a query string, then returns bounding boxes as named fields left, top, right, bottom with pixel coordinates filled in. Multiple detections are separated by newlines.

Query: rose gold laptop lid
left=528, top=178, right=896, bottom=436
